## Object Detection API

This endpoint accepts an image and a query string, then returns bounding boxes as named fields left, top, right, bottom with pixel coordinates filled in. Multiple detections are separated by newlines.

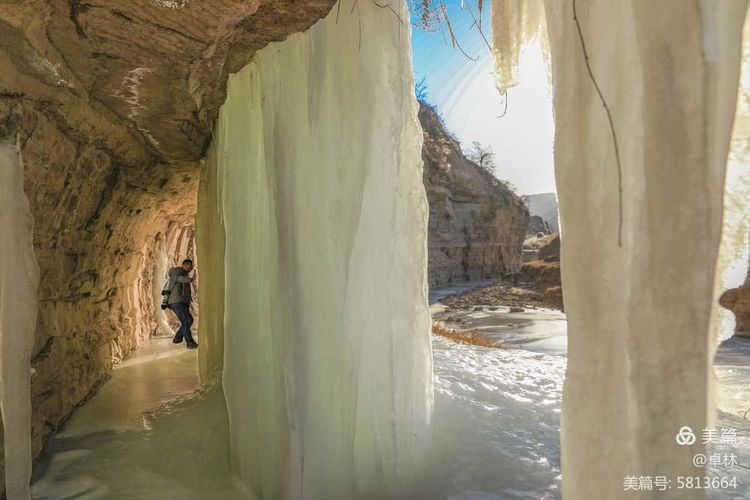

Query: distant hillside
left=420, top=103, right=528, bottom=287
left=523, top=193, right=559, bottom=232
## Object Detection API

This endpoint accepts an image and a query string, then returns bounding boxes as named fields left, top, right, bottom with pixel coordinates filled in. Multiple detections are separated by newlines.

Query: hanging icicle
left=491, top=0, right=548, bottom=93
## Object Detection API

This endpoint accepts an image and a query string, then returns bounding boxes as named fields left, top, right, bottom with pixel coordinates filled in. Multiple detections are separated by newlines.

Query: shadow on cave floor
left=30, top=338, right=243, bottom=499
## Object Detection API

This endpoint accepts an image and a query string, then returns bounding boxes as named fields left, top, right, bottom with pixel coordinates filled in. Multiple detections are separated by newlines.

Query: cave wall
left=0, top=98, right=198, bottom=480
left=0, top=0, right=337, bottom=493
left=0, top=98, right=199, bottom=494
left=420, top=104, right=529, bottom=288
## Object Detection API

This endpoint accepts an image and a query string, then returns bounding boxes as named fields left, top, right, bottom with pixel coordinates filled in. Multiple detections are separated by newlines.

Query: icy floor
left=29, top=317, right=750, bottom=499
left=30, top=338, right=245, bottom=499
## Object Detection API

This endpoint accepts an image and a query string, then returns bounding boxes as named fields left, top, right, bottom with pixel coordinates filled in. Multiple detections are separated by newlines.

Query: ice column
left=0, top=136, right=39, bottom=499
left=519, top=1, right=747, bottom=498
left=196, top=152, right=226, bottom=381
left=202, top=0, right=433, bottom=497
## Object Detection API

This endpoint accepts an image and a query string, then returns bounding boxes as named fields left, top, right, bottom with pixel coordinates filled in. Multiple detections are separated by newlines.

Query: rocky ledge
left=721, top=283, right=750, bottom=338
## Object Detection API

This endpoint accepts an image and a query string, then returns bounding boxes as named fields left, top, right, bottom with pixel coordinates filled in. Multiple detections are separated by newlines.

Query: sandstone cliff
left=528, top=214, right=551, bottom=236
left=523, top=192, right=558, bottom=233
left=420, top=103, right=528, bottom=287
left=518, top=233, right=562, bottom=310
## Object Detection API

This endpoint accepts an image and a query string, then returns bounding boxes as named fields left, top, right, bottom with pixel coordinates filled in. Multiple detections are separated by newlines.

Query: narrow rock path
left=31, top=338, right=242, bottom=499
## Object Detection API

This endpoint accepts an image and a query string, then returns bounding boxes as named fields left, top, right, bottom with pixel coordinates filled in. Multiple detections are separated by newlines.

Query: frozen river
left=428, top=335, right=564, bottom=499
left=427, top=333, right=750, bottom=499
left=427, top=290, right=750, bottom=499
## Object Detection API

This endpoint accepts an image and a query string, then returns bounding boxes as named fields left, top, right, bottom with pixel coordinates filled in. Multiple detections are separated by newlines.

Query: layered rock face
left=517, top=233, right=562, bottom=310
left=0, top=0, right=335, bottom=488
left=523, top=192, right=558, bottom=232
left=537, top=233, right=560, bottom=261
left=528, top=214, right=551, bottom=236
left=420, top=103, right=528, bottom=287
left=720, top=257, right=750, bottom=338
left=0, top=101, right=200, bottom=486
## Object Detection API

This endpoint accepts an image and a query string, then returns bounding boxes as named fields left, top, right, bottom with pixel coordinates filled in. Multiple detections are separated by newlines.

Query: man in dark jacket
left=164, top=259, right=198, bottom=349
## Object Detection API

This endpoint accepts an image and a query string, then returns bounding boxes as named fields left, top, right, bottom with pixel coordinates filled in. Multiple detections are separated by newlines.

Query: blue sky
left=410, top=0, right=556, bottom=195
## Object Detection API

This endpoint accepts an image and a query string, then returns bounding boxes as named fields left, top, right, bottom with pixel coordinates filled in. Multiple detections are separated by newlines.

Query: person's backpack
left=160, top=276, right=177, bottom=310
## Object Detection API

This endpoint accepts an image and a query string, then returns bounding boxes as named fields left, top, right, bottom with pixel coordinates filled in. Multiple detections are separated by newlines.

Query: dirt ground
left=439, top=280, right=546, bottom=312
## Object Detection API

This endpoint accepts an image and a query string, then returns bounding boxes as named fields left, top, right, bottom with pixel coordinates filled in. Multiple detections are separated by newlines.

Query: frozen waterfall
left=3, top=0, right=749, bottom=497
left=196, top=0, right=433, bottom=497
left=0, top=135, right=40, bottom=500
left=490, top=1, right=749, bottom=498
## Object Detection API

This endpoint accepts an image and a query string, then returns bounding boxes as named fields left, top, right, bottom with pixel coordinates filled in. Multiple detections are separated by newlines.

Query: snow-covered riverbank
left=427, top=282, right=750, bottom=499
left=30, top=284, right=750, bottom=499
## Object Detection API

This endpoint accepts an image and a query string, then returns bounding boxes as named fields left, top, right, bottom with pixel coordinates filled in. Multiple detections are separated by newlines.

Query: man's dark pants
left=169, top=303, right=195, bottom=344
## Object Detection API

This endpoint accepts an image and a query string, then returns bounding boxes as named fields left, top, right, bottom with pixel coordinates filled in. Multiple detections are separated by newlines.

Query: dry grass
left=432, top=321, right=496, bottom=348
left=522, top=259, right=560, bottom=270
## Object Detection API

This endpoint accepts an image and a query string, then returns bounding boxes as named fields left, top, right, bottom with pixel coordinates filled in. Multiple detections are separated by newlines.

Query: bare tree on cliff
left=415, top=77, right=429, bottom=103
left=466, top=141, right=496, bottom=174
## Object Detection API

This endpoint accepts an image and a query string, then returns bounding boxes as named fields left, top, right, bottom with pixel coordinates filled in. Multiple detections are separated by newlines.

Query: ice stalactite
left=0, top=136, right=40, bottom=499
left=497, top=0, right=748, bottom=498
left=491, top=0, right=548, bottom=93
left=199, top=0, right=433, bottom=497
left=196, top=153, right=225, bottom=382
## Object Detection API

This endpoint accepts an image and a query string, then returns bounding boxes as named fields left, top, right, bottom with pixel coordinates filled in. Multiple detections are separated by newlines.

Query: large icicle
left=491, top=0, right=547, bottom=93
left=524, top=1, right=748, bottom=498
left=196, top=152, right=226, bottom=382
left=201, top=0, right=433, bottom=497
left=0, top=134, right=39, bottom=499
